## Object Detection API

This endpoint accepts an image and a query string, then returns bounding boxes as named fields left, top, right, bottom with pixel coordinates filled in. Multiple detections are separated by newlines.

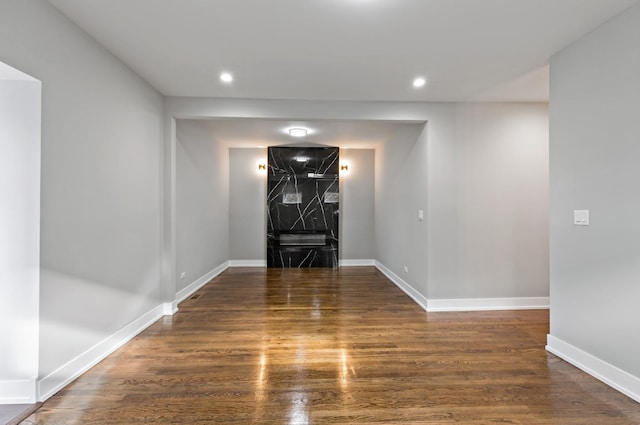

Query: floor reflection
left=288, top=390, right=309, bottom=425
left=257, top=268, right=353, bottom=423
left=21, top=267, right=640, bottom=424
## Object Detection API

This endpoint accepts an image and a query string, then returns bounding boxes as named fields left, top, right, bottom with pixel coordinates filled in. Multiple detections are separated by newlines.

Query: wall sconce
left=257, top=160, right=267, bottom=175
left=340, top=161, right=350, bottom=175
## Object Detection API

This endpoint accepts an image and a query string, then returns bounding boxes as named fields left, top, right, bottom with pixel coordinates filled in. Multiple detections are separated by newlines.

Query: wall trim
left=162, top=302, right=178, bottom=316
left=37, top=304, right=165, bottom=402
left=374, top=261, right=549, bottom=313
left=228, top=260, right=266, bottom=267
left=176, top=261, right=229, bottom=304
left=228, top=259, right=377, bottom=267
left=374, top=261, right=429, bottom=312
left=340, top=259, right=376, bottom=267
left=36, top=262, right=231, bottom=403
left=427, top=297, right=549, bottom=312
left=546, top=335, right=640, bottom=404
left=0, top=378, right=37, bottom=404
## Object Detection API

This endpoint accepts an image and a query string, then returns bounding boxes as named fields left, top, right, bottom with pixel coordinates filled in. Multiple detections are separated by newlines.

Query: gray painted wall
left=167, top=98, right=549, bottom=302
left=340, top=149, right=375, bottom=260
left=176, top=120, right=229, bottom=289
left=550, top=2, right=640, bottom=377
left=229, top=148, right=267, bottom=261
left=428, top=103, right=549, bottom=299
left=375, top=103, right=548, bottom=300
left=0, top=0, right=164, bottom=382
left=375, top=122, right=432, bottom=295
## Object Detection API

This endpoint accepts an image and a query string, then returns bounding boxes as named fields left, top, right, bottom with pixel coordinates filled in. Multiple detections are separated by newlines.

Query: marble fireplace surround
left=267, top=146, right=340, bottom=268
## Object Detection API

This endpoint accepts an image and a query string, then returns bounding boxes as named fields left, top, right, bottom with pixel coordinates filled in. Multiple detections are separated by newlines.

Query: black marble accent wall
left=267, top=147, right=339, bottom=268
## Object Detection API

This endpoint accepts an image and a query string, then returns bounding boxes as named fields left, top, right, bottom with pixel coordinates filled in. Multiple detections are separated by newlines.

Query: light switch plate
left=574, top=210, right=589, bottom=226
left=418, top=210, right=424, bottom=221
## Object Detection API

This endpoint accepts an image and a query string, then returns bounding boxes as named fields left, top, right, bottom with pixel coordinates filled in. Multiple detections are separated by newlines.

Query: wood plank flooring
left=21, top=267, right=640, bottom=424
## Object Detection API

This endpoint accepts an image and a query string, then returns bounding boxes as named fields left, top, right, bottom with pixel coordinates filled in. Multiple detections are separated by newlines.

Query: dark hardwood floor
left=22, top=267, right=640, bottom=424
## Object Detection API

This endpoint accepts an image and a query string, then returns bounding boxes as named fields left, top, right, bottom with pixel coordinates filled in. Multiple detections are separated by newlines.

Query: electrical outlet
left=180, top=272, right=186, bottom=280
left=404, top=266, right=409, bottom=274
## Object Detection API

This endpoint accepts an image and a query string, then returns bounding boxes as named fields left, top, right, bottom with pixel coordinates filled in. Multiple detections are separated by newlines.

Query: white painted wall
left=0, top=0, right=163, bottom=398
left=0, top=64, right=41, bottom=404
left=549, top=0, right=640, bottom=389
left=176, top=120, right=229, bottom=289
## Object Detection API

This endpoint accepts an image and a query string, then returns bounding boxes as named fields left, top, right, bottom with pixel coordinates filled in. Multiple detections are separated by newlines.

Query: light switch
left=574, top=210, right=589, bottom=226
left=418, top=210, right=424, bottom=221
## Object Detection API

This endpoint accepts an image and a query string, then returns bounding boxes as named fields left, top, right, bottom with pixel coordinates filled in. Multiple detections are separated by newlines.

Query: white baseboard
left=228, top=260, right=266, bottom=267
left=374, top=261, right=429, bottom=312
left=228, top=259, right=376, bottom=267
left=374, top=261, right=549, bottom=313
left=427, top=297, right=549, bottom=312
left=176, top=261, right=229, bottom=304
left=37, top=304, right=165, bottom=402
left=0, top=378, right=37, bottom=404
left=162, top=302, right=178, bottom=315
left=340, top=259, right=376, bottom=266
left=546, top=335, right=640, bottom=404
left=36, top=262, right=231, bottom=403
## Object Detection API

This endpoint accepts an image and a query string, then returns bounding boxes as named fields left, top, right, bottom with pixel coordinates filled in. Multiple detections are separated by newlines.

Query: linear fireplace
left=267, top=146, right=339, bottom=268
left=277, top=231, right=329, bottom=247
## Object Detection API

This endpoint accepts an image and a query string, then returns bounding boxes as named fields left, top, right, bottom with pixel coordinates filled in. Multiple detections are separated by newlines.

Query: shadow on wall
left=38, top=266, right=160, bottom=387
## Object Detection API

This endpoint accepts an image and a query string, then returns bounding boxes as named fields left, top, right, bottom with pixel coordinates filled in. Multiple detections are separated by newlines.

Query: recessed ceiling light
left=289, top=128, right=308, bottom=137
left=413, top=77, right=427, bottom=88
left=220, top=72, right=233, bottom=83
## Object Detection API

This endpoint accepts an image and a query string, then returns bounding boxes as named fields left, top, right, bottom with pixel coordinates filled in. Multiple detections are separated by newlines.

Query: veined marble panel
left=267, top=147, right=339, bottom=268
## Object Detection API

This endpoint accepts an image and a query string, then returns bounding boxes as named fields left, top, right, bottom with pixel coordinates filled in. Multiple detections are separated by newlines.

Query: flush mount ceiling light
left=289, top=128, right=308, bottom=137
left=413, top=77, right=427, bottom=88
left=220, top=72, right=233, bottom=83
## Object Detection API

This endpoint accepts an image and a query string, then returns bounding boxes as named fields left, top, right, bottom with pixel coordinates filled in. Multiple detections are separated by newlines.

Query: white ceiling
left=48, top=0, right=639, bottom=102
